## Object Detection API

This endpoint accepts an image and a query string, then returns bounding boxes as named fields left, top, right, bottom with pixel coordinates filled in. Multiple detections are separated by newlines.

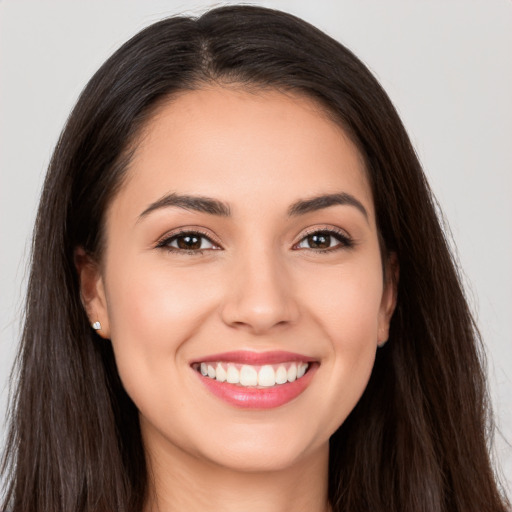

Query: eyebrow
left=138, top=191, right=368, bottom=221
left=287, top=192, right=368, bottom=220
left=138, top=193, right=231, bottom=220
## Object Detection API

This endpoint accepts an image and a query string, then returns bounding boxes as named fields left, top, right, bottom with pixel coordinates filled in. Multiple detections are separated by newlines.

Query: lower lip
left=195, top=364, right=317, bottom=409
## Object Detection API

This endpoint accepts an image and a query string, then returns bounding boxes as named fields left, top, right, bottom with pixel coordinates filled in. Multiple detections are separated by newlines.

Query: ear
left=377, top=252, right=399, bottom=346
left=74, top=247, right=111, bottom=339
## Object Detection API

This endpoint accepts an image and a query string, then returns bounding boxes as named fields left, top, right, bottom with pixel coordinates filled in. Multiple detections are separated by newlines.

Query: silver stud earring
left=92, top=321, right=102, bottom=330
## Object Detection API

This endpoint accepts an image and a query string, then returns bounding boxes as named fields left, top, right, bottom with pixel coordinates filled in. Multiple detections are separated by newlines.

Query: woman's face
left=83, top=87, right=396, bottom=472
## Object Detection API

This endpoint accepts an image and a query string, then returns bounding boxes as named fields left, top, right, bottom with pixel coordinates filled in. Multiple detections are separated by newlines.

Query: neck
left=143, top=432, right=331, bottom=512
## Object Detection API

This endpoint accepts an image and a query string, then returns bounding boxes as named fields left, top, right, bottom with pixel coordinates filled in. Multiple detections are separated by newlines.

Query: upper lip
left=191, top=350, right=315, bottom=365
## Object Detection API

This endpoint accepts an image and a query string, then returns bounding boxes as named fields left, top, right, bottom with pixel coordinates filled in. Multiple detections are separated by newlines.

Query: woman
left=1, top=5, right=509, bottom=512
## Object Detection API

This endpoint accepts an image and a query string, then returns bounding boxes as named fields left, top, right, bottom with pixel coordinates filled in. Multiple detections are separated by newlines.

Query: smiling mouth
left=191, top=350, right=318, bottom=408
left=192, top=361, right=310, bottom=388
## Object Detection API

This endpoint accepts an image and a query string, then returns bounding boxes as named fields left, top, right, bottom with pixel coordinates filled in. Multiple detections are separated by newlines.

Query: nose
left=220, top=248, right=300, bottom=334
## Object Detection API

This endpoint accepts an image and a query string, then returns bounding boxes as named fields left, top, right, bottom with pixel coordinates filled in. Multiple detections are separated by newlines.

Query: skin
left=77, top=87, right=397, bottom=512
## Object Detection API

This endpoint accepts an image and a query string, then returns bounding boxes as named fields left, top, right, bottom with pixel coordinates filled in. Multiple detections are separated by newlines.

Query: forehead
left=111, top=86, right=374, bottom=223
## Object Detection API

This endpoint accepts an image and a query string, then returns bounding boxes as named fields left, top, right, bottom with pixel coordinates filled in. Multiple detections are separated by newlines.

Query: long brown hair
left=1, top=5, right=508, bottom=511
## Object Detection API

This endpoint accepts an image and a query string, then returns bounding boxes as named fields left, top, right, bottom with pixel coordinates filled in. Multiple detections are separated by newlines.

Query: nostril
left=221, top=295, right=299, bottom=333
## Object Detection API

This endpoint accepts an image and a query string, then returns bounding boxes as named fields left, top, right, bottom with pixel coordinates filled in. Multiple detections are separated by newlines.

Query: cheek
left=102, top=258, right=228, bottom=433
left=296, top=259, right=383, bottom=430
left=103, top=257, right=219, bottom=391
left=299, top=261, right=384, bottom=347
left=106, top=256, right=215, bottom=339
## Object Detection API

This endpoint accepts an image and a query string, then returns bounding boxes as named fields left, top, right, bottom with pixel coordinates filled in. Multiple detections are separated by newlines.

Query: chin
left=205, top=441, right=316, bottom=473
left=193, top=420, right=329, bottom=473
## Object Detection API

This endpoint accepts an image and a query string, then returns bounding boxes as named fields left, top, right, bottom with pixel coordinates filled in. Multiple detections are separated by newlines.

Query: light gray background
left=1, top=0, right=511, bottom=491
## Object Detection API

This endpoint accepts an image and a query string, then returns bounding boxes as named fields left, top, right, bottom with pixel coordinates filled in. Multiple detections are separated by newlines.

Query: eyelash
left=156, top=229, right=221, bottom=255
left=294, top=228, right=354, bottom=252
left=156, top=227, right=354, bottom=255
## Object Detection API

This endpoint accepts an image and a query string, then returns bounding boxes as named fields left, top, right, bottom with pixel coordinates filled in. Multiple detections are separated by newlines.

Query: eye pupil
left=308, top=233, right=330, bottom=249
left=177, top=235, right=201, bottom=250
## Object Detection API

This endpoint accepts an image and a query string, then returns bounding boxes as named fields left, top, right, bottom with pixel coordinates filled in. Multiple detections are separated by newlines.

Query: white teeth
left=275, top=365, right=288, bottom=384
left=215, top=363, right=227, bottom=382
left=258, top=365, right=276, bottom=387
left=197, top=362, right=310, bottom=388
left=240, top=365, right=258, bottom=386
left=226, top=364, right=240, bottom=384
left=287, top=363, right=298, bottom=382
left=297, top=363, right=308, bottom=378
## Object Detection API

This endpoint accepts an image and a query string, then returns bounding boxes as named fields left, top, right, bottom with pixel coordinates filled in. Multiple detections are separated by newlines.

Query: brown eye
left=176, top=234, right=202, bottom=250
left=160, top=232, right=218, bottom=252
left=296, top=230, right=352, bottom=251
left=306, top=233, right=331, bottom=249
